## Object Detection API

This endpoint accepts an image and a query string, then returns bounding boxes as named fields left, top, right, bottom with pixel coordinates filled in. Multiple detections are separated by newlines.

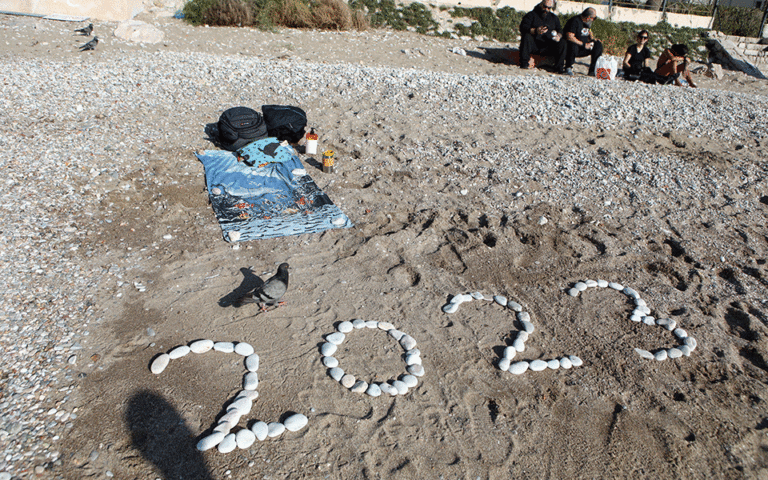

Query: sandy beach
left=1, top=10, right=768, bottom=480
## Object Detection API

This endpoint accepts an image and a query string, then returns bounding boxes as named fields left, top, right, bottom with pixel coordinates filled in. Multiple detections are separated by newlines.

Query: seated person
left=623, top=30, right=652, bottom=79
left=563, top=8, right=603, bottom=76
left=518, top=0, right=566, bottom=73
left=655, top=43, right=697, bottom=88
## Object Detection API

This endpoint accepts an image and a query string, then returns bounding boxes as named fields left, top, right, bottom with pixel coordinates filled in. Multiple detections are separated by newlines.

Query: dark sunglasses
left=639, top=35, right=648, bottom=39
left=542, top=4, right=553, bottom=9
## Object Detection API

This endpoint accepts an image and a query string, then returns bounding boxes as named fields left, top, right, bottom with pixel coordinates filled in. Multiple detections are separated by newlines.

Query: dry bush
left=271, top=0, right=314, bottom=28
left=203, top=0, right=253, bottom=26
left=310, top=0, right=353, bottom=30
left=352, top=9, right=369, bottom=30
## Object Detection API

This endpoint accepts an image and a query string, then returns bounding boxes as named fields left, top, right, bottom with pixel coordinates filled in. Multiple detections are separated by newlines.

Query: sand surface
left=4, top=12, right=768, bottom=480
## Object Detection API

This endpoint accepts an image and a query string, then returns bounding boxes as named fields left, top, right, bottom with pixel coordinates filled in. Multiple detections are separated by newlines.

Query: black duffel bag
left=262, top=105, right=307, bottom=143
left=218, top=106, right=268, bottom=151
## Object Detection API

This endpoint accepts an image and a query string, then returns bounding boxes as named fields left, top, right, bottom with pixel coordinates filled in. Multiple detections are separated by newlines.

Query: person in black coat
left=562, top=8, right=604, bottom=76
left=623, top=30, right=652, bottom=79
left=518, top=0, right=566, bottom=73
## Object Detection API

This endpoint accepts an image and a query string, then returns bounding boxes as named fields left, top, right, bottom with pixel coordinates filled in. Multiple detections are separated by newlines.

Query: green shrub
left=713, top=5, right=763, bottom=37
left=349, top=0, right=437, bottom=32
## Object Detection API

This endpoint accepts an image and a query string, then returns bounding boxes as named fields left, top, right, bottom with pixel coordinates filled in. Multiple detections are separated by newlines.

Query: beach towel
left=196, top=139, right=353, bottom=242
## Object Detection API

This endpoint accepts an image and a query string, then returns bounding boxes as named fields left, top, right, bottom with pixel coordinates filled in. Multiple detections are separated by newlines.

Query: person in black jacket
left=563, top=8, right=603, bottom=76
left=518, top=0, right=566, bottom=73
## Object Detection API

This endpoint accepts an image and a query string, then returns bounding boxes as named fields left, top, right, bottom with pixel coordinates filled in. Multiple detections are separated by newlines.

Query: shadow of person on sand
left=219, top=267, right=263, bottom=307
left=125, top=390, right=213, bottom=480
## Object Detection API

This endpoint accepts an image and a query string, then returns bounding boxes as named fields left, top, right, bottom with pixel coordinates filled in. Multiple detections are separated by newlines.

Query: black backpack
left=262, top=105, right=307, bottom=143
left=218, top=107, right=268, bottom=151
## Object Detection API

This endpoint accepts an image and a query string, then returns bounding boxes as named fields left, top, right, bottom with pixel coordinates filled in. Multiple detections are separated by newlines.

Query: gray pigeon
left=79, top=36, right=98, bottom=51
left=237, top=263, right=290, bottom=311
left=75, top=23, right=93, bottom=36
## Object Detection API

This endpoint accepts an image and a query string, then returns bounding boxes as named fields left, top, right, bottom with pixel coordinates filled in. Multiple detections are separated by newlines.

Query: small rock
left=608, top=282, right=624, bottom=291
left=190, top=339, right=214, bottom=353
left=667, top=348, right=683, bottom=359
left=654, top=350, right=668, bottom=361
left=243, top=372, right=258, bottom=390
left=509, top=361, right=529, bottom=375
left=366, top=384, right=382, bottom=397
left=547, top=359, right=560, bottom=369
left=341, top=374, right=356, bottom=388
left=494, top=295, right=508, bottom=306
left=684, top=337, right=697, bottom=350
left=329, top=367, right=344, bottom=381
left=320, top=342, right=337, bottom=356
left=365, top=320, right=378, bottom=328
left=507, top=301, right=523, bottom=312
left=217, top=433, right=237, bottom=453
left=405, top=351, right=422, bottom=365
left=214, top=342, right=235, bottom=353
left=236, top=429, right=256, bottom=449
left=251, top=421, right=268, bottom=441
left=168, top=345, right=190, bottom=359
left=569, top=355, right=583, bottom=367
left=351, top=380, right=368, bottom=393
left=245, top=354, right=260, bottom=372
left=197, top=432, right=226, bottom=451
left=150, top=354, right=170, bottom=374
left=530, top=359, right=548, bottom=371
left=322, top=356, right=339, bottom=368
left=401, top=375, right=418, bottom=388
left=283, top=413, right=308, bottom=432
left=326, top=332, right=345, bottom=345
left=378, top=321, right=394, bottom=331
left=585, top=280, right=598, bottom=288
left=674, top=328, right=688, bottom=339
left=267, top=422, right=285, bottom=437
left=559, top=357, right=573, bottom=369
left=234, top=342, right=254, bottom=356
left=392, top=380, right=408, bottom=395
left=498, top=357, right=511, bottom=371
left=678, top=345, right=692, bottom=356
left=352, top=319, right=366, bottom=329
left=389, top=329, right=405, bottom=341
left=597, top=279, right=609, bottom=288
left=521, top=320, right=534, bottom=334
left=400, top=335, right=417, bottom=351
left=635, top=348, right=654, bottom=359
left=407, top=364, right=425, bottom=376
left=337, top=321, right=353, bottom=333
left=442, top=303, right=459, bottom=313
left=568, top=288, right=580, bottom=297
left=503, top=346, right=517, bottom=360
left=574, top=282, right=588, bottom=292
left=512, top=338, right=525, bottom=352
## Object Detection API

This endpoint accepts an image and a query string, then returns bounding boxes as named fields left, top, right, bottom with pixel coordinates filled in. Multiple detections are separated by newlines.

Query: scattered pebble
left=283, top=413, right=308, bottom=432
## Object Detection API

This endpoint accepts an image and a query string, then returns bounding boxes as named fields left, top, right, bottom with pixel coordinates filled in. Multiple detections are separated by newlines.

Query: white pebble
left=382, top=382, right=399, bottom=396
left=634, top=348, right=654, bottom=359
left=351, top=380, right=368, bottom=393
left=341, top=374, right=356, bottom=388
left=684, top=337, right=697, bottom=350
left=678, top=345, right=692, bottom=356
left=211, top=187, right=222, bottom=195
left=407, top=364, right=425, bottom=376
left=442, top=303, right=459, bottom=313
left=503, top=346, right=517, bottom=360
left=635, top=298, right=647, bottom=307
left=507, top=301, right=523, bottom=312
left=494, top=295, right=508, bottom=306
left=219, top=411, right=241, bottom=426
left=609, top=282, right=624, bottom=291
left=575, top=282, right=588, bottom=292
left=214, top=342, right=235, bottom=353
left=521, top=320, right=534, bottom=334
left=405, top=352, right=422, bottom=365
left=643, top=316, right=656, bottom=325
left=597, top=279, right=608, bottom=288
left=189, top=339, right=214, bottom=354
left=337, top=321, right=353, bottom=333
left=320, top=342, right=337, bottom=356
left=267, top=422, right=285, bottom=437
left=509, top=361, right=529, bottom=375
left=245, top=354, right=260, bottom=372
left=498, top=357, right=511, bottom=371
left=656, top=318, right=671, bottom=327
left=150, top=354, right=170, bottom=374
left=365, top=320, right=378, bottom=328
left=667, top=348, right=683, bottom=359
left=326, top=332, right=345, bottom=345
left=471, top=292, right=484, bottom=299
left=530, top=360, right=548, bottom=371
left=243, top=372, right=258, bottom=390
left=197, top=432, right=226, bottom=451
left=674, top=328, right=688, bottom=339
left=322, top=356, right=339, bottom=368
left=217, top=433, right=237, bottom=453
left=366, top=383, right=382, bottom=397
left=389, top=329, right=405, bottom=341
left=234, top=342, right=254, bottom=356
left=585, top=280, right=598, bottom=288
left=630, top=314, right=642, bottom=322
left=451, top=293, right=472, bottom=304
left=517, top=311, right=531, bottom=322
left=665, top=320, right=677, bottom=331
left=228, top=231, right=241, bottom=242
left=559, top=357, right=573, bottom=369
left=517, top=331, right=529, bottom=343
left=352, top=319, right=366, bottom=329
left=251, top=421, right=268, bottom=441
left=168, top=345, right=190, bottom=359
left=236, top=429, right=256, bottom=449
left=378, top=321, right=394, bottom=331
left=392, top=380, right=408, bottom=395
left=654, top=350, right=668, bottom=361
left=512, top=338, right=525, bottom=352
left=568, top=288, right=580, bottom=297
left=401, top=375, right=418, bottom=388
left=538, top=215, right=548, bottom=225
left=213, top=423, right=231, bottom=434
left=547, top=359, right=560, bottom=370
left=400, top=335, right=417, bottom=351
left=623, top=287, right=640, bottom=299
left=329, top=367, right=344, bottom=381
left=229, top=398, right=252, bottom=415
left=236, top=390, right=259, bottom=401
left=569, top=355, right=583, bottom=367
left=284, top=413, right=308, bottom=432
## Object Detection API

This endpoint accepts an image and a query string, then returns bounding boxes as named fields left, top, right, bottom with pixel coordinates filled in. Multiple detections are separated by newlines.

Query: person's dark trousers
left=565, top=40, right=604, bottom=72
left=519, top=33, right=566, bottom=71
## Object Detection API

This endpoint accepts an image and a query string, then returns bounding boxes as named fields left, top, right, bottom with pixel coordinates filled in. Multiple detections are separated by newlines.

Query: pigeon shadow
left=219, top=267, right=263, bottom=308
left=125, top=390, right=213, bottom=480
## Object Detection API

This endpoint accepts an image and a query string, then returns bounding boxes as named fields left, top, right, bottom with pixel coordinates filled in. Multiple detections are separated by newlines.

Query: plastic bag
left=595, top=56, right=617, bottom=80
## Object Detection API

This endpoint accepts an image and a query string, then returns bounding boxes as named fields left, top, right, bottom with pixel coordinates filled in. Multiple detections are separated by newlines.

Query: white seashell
left=392, top=380, right=408, bottom=395
left=507, top=301, right=523, bottom=312
left=451, top=294, right=472, bottom=304
left=512, top=338, right=525, bottom=352
left=597, top=279, right=609, bottom=288
left=236, top=390, right=259, bottom=401
left=267, top=422, right=285, bottom=437
left=609, top=282, right=624, bottom=291
left=228, top=398, right=252, bottom=415
left=498, top=357, right=511, bottom=371
left=635, top=348, right=655, bottom=359
left=530, top=360, right=548, bottom=372
left=559, top=357, right=573, bottom=369
left=337, top=321, right=354, bottom=333
left=569, top=355, right=583, bottom=367
left=332, top=218, right=346, bottom=226
left=365, top=320, right=378, bottom=329
left=197, top=432, right=226, bottom=451
left=378, top=321, right=394, bottom=331
left=389, top=329, right=405, bottom=341
left=251, top=421, right=268, bottom=441
left=320, top=342, right=337, bottom=356
left=284, top=413, right=308, bottom=432
left=291, top=168, right=307, bottom=176
left=322, top=356, right=339, bottom=368
left=654, top=350, right=668, bottom=361
left=405, top=352, right=422, bottom=366
left=329, top=367, right=344, bottom=381
left=442, top=303, right=459, bottom=314
left=234, top=342, right=254, bottom=356
left=243, top=372, right=258, bottom=390
left=503, top=346, right=517, bottom=360
left=341, top=374, right=356, bottom=388
left=678, top=345, right=692, bottom=356
left=408, top=364, right=425, bottom=377
left=665, top=320, right=677, bottom=331
left=400, top=335, right=417, bottom=351
left=684, top=337, right=697, bottom=350
left=245, top=354, right=260, bottom=372
left=575, top=282, right=588, bottom=292
left=667, top=348, right=683, bottom=359
left=228, top=231, right=241, bottom=242
left=366, top=384, right=382, bottom=397
left=509, top=361, right=529, bottom=375
left=494, top=295, right=508, bottom=307
left=211, top=187, right=222, bottom=195
left=326, top=332, right=345, bottom=345
left=547, top=359, right=560, bottom=370
left=401, top=375, right=418, bottom=388
left=568, top=288, right=580, bottom=297
left=217, top=433, right=237, bottom=453
left=150, top=354, right=170, bottom=374
left=518, top=311, right=531, bottom=323
left=623, top=287, right=640, bottom=299
left=521, top=320, right=535, bottom=334
left=585, top=280, right=598, bottom=288
left=214, top=342, right=234, bottom=353
left=673, top=328, right=688, bottom=339
left=471, top=292, right=484, bottom=300
left=643, top=317, right=656, bottom=325
left=352, top=319, right=366, bottom=329
left=351, top=380, right=368, bottom=393
left=236, top=429, right=256, bottom=449
left=630, top=314, right=642, bottom=322
left=189, top=339, right=214, bottom=354
left=168, top=345, right=191, bottom=359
